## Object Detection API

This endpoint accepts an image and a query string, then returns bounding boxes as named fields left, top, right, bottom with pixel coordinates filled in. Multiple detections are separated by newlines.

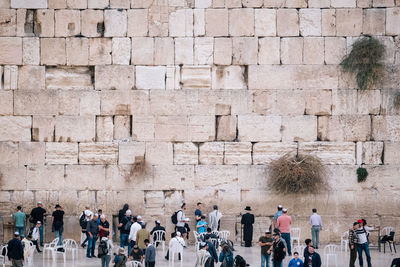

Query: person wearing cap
left=13, top=206, right=26, bottom=238
left=269, top=233, right=286, bottom=267
left=208, top=205, right=222, bottom=232
left=51, top=204, right=64, bottom=246
left=276, top=208, right=292, bottom=256
left=136, top=222, right=150, bottom=252
left=310, top=208, right=322, bottom=249
left=129, top=216, right=142, bottom=253
left=356, top=219, right=372, bottom=267
left=195, top=202, right=203, bottom=222
left=165, top=231, right=185, bottom=261
left=150, top=220, right=166, bottom=246
left=259, top=230, right=273, bottom=267
left=129, top=244, right=144, bottom=263
left=144, top=239, right=156, bottom=267
left=349, top=222, right=360, bottom=267
left=7, top=232, right=24, bottom=267
left=31, top=221, right=42, bottom=253
left=86, top=213, right=99, bottom=258
left=241, top=206, right=255, bottom=247
left=195, top=242, right=212, bottom=267
left=112, top=247, right=128, bottom=267
left=100, top=236, right=114, bottom=267
left=118, top=209, right=132, bottom=250
left=273, top=205, right=283, bottom=230
left=30, top=201, right=46, bottom=246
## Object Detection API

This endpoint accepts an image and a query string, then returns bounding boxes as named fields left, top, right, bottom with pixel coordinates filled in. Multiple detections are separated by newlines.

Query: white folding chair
left=193, top=231, right=201, bottom=251
left=211, top=230, right=219, bottom=236
left=0, top=245, right=8, bottom=267
left=21, top=239, right=35, bottom=264
left=382, top=226, right=395, bottom=236
left=127, top=260, right=142, bottom=267
left=218, top=230, right=230, bottom=241
left=43, top=238, right=59, bottom=259
left=292, top=245, right=306, bottom=257
left=169, top=240, right=183, bottom=267
left=152, top=230, right=166, bottom=255
left=53, top=239, right=66, bottom=262
left=63, top=239, right=78, bottom=260
left=291, top=227, right=301, bottom=247
left=340, top=231, right=349, bottom=253
left=323, top=244, right=339, bottom=267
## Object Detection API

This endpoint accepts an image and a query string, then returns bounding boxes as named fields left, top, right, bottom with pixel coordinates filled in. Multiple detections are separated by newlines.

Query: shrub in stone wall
left=357, top=167, right=368, bottom=183
left=269, top=154, right=327, bottom=194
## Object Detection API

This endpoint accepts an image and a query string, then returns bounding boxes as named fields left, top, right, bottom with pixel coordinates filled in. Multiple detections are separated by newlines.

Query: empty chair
left=291, top=228, right=301, bottom=247
left=126, top=260, right=142, bottom=267
left=21, top=238, right=35, bottom=264
left=43, top=238, right=59, bottom=259
left=340, top=231, right=349, bottom=253
left=323, top=244, right=339, bottom=267
left=380, top=227, right=396, bottom=253
left=152, top=230, right=166, bottom=255
left=218, top=230, right=230, bottom=241
left=169, top=238, right=184, bottom=267
left=0, top=245, right=8, bottom=267
left=53, top=240, right=66, bottom=262
left=63, top=239, right=78, bottom=260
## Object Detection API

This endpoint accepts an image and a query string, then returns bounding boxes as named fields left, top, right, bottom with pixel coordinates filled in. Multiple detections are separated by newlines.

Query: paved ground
left=19, top=242, right=399, bottom=266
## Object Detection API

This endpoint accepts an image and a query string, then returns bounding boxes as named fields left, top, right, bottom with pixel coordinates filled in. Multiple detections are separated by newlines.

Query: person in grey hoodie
left=86, top=214, right=99, bottom=258
left=144, top=239, right=156, bottom=267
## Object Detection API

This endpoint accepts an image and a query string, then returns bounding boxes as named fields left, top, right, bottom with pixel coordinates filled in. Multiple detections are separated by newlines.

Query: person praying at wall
left=241, top=206, right=255, bottom=247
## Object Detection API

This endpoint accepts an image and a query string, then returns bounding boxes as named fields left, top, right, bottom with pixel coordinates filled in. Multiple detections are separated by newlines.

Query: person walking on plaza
left=306, top=246, right=321, bottom=267
left=276, top=208, right=292, bottom=256
left=31, top=221, right=42, bottom=253
left=241, top=206, right=255, bottom=247
left=176, top=203, right=188, bottom=240
left=356, top=219, right=372, bottom=267
left=80, top=210, right=92, bottom=248
left=258, top=230, right=273, bottom=267
left=269, top=233, right=286, bottom=267
left=288, top=252, right=304, bottom=267
left=310, top=208, right=322, bottom=249
left=86, top=213, right=99, bottom=258
left=13, top=206, right=26, bottom=238
left=349, top=222, right=359, bottom=267
left=136, top=222, right=150, bottom=252
left=51, top=204, right=64, bottom=246
left=30, top=201, right=46, bottom=246
left=144, top=239, right=156, bottom=267
left=195, top=202, right=203, bottom=222
left=99, top=236, right=113, bottom=267
left=273, top=205, right=283, bottom=230
left=119, top=209, right=132, bottom=250
left=7, top=232, right=24, bottom=267
left=208, top=205, right=222, bottom=232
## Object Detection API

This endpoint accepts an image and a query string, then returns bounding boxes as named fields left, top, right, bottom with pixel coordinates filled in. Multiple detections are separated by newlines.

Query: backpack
left=171, top=210, right=181, bottom=225
left=123, top=218, right=132, bottom=232
left=220, top=239, right=235, bottom=251
left=114, top=255, right=127, bottom=267
left=97, top=240, right=108, bottom=258
left=79, top=212, right=86, bottom=229
left=391, top=258, right=400, bottom=267
left=234, top=255, right=246, bottom=267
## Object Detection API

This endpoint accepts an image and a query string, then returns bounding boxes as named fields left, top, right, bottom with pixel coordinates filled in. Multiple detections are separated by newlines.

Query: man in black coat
left=241, top=206, right=255, bottom=247
left=30, top=201, right=46, bottom=246
left=150, top=220, right=166, bottom=245
left=7, top=232, right=24, bottom=267
left=306, top=246, right=322, bottom=267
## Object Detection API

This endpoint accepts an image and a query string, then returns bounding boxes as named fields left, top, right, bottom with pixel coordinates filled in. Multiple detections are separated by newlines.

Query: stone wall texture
left=0, top=0, right=400, bottom=243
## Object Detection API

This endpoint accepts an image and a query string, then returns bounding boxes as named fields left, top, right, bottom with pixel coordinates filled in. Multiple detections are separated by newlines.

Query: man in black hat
left=241, top=206, right=255, bottom=247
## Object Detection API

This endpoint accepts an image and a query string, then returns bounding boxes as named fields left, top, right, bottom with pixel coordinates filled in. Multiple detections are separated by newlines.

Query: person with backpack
left=219, top=245, right=234, bottom=267
left=80, top=210, right=91, bottom=248
left=118, top=209, right=132, bottom=251
left=269, top=233, right=286, bottom=267
left=356, top=219, right=372, bottom=267
left=172, top=203, right=188, bottom=240
left=118, top=204, right=129, bottom=224
left=112, top=247, right=128, bottom=267
left=99, top=236, right=113, bottom=267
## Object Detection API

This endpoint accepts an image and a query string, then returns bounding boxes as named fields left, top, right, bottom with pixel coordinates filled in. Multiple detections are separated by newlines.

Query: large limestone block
left=153, top=165, right=195, bottom=190
left=67, top=0, right=87, bottom=8
left=0, top=142, right=18, bottom=165
left=214, top=38, right=232, bottom=65
left=112, top=38, right=131, bottom=65
left=132, top=116, right=155, bottom=141
left=321, top=9, right=336, bottom=36
left=95, top=65, right=135, bottom=90
left=175, top=37, right=194, bottom=65
left=40, top=38, right=66, bottom=65
left=372, top=116, right=400, bottom=141
left=18, top=66, right=45, bottom=90
left=149, top=90, right=189, bottom=116
left=45, top=142, right=78, bottom=165
left=362, top=141, right=383, bottom=165
left=18, top=142, right=45, bottom=165
left=384, top=142, right=400, bottom=165
left=0, top=37, right=22, bottom=65
left=79, top=142, right=118, bottom=164
left=49, top=0, right=67, bottom=8
left=318, top=115, right=371, bottom=142
left=194, top=165, right=238, bottom=189
left=281, top=37, right=303, bottom=64
left=217, top=115, right=237, bottom=141
left=45, top=67, right=93, bottom=90
left=281, top=116, right=318, bottom=142
left=303, top=37, right=324, bottom=65
left=173, top=142, right=198, bottom=165
left=131, top=37, right=154, bottom=65
left=238, top=115, right=281, bottom=141
left=305, top=90, right=332, bottom=115
left=299, top=8, right=321, bottom=36
left=205, top=9, right=228, bottom=36
left=242, top=0, right=263, bottom=6
left=34, top=9, right=55, bottom=37
left=324, top=37, right=346, bottom=64
left=363, top=8, right=385, bottom=35
left=336, top=9, right=363, bottom=36
left=258, top=37, right=280, bottom=64
left=0, top=9, right=16, bottom=37
left=253, top=142, right=297, bottom=164
left=32, top=116, right=55, bottom=142
left=181, top=66, right=211, bottom=89
left=188, top=115, right=215, bottom=142
left=100, top=90, right=150, bottom=115
left=81, top=9, right=104, bottom=37
left=0, top=91, right=13, bottom=115
left=232, top=37, right=258, bottom=65
left=110, top=0, right=130, bottom=8
left=26, top=166, right=65, bottom=191
left=224, top=142, right=252, bottom=164
left=166, top=66, right=180, bottom=90
left=154, top=116, right=187, bottom=141
left=0, top=165, right=26, bottom=190
left=194, top=37, right=214, bottom=65
left=145, top=142, right=173, bottom=165
left=55, top=10, right=81, bottom=37
left=298, top=142, right=356, bottom=164
left=276, top=9, right=299, bottom=36
left=212, top=66, right=246, bottom=89
left=194, top=8, right=205, bottom=36
left=104, top=9, right=127, bottom=37
left=0, top=116, right=31, bottom=141
left=229, top=8, right=254, bottom=36
left=331, top=0, right=356, bottom=7
left=89, top=38, right=112, bottom=65
left=55, top=116, right=95, bottom=142
left=136, top=66, right=165, bottom=90
left=381, top=89, right=400, bottom=115
left=169, top=9, right=193, bottom=37
left=23, top=37, right=40, bottom=65
left=14, top=90, right=58, bottom=115
left=114, top=116, right=130, bottom=140
left=127, top=9, right=148, bottom=36
left=357, top=90, right=381, bottom=115
left=96, top=116, right=113, bottom=142
left=65, top=165, right=105, bottom=190
left=199, top=142, right=224, bottom=164
left=3, top=65, right=18, bottom=89
left=11, top=0, right=47, bottom=8
left=154, top=37, right=174, bottom=65
left=386, top=7, right=400, bottom=35
left=118, top=142, right=145, bottom=164
left=66, top=38, right=89, bottom=66
left=331, top=89, right=357, bottom=115
left=255, top=9, right=276, bottom=36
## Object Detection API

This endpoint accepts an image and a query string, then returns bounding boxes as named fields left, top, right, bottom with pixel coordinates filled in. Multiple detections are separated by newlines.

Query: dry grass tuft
left=124, top=156, right=146, bottom=182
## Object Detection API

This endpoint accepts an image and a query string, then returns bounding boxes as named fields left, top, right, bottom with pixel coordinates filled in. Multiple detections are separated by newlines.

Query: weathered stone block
left=11, top=0, right=47, bottom=8
left=298, top=142, right=356, bottom=165
left=100, top=91, right=149, bottom=115
left=181, top=66, right=211, bottom=89
left=229, top=8, right=254, bottom=36
left=281, top=37, right=303, bottom=64
left=112, top=37, right=130, bottom=65
left=46, top=67, right=93, bottom=90
left=253, top=142, right=298, bottom=164
left=199, top=142, right=224, bottom=164
left=363, top=8, right=385, bottom=35
left=305, top=90, right=332, bottom=115
left=55, top=10, right=81, bottom=37
left=136, top=66, right=165, bottom=90
left=331, top=89, right=357, bottom=115
left=27, top=166, right=64, bottom=191
left=321, top=9, right=336, bottom=36
left=166, top=66, right=180, bottom=90
left=79, top=142, right=118, bottom=164
left=45, top=142, right=78, bottom=165
left=18, top=66, right=45, bottom=90
left=0, top=91, right=13, bottom=115
left=258, top=37, right=280, bottom=64
left=188, top=115, right=215, bottom=142
left=32, top=116, right=55, bottom=142
left=89, top=38, right=112, bottom=65
left=357, top=0, right=372, bottom=7
left=66, top=38, right=89, bottom=66
left=67, top=0, right=87, bottom=8
left=49, top=0, right=67, bottom=8
left=87, top=0, right=108, bottom=8
left=55, top=116, right=95, bottom=142
left=194, top=165, right=238, bottom=189
left=65, top=165, right=105, bottom=190
left=118, top=142, right=145, bottom=164
left=104, top=9, right=127, bottom=37
left=224, top=142, right=252, bottom=164
left=324, top=37, right=346, bottom=64
left=217, top=115, right=237, bottom=141
left=145, top=142, right=173, bottom=165
left=194, top=8, right=205, bottom=36
left=0, top=116, right=31, bottom=141
left=169, top=9, right=193, bottom=37
left=264, top=0, right=307, bottom=7
left=18, top=142, right=45, bottom=165
left=132, top=115, right=154, bottom=141
left=127, top=9, right=148, bottom=36
left=282, top=116, right=317, bottom=142
left=205, top=9, right=228, bottom=37
left=35, top=9, right=55, bottom=37
left=232, top=37, right=258, bottom=65
left=175, top=37, right=193, bottom=65
left=194, top=37, right=214, bottom=65
left=384, top=142, right=400, bottom=164
left=303, top=37, right=324, bottom=64
left=299, top=8, right=321, bottom=36
left=318, top=115, right=371, bottom=142
left=0, top=37, right=22, bottom=65
left=214, top=38, right=232, bottom=65
left=0, top=9, right=16, bottom=37
left=254, top=9, right=276, bottom=36
left=173, top=142, right=198, bottom=165
left=372, top=116, right=400, bottom=141
left=154, top=116, right=187, bottom=141
left=238, top=115, right=281, bottom=141
left=23, top=37, right=40, bottom=65
left=386, top=7, right=400, bottom=35
left=131, top=37, right=154, bottom=65
left=96, top=116, right=113, bottom=142
left=40, top=38, right=66, bottom=65
left=110, top=0, right=129, bottom=8
left=14, top=90, right=58, bottom=115
left=308, top=0, right=330, bottom=7
left=336, top=9, right=363, bottom=36
left=0, top=142, right=18, bottom=165
left=3, top=65, right=18, bottom=90
left=357, top=90, right=381, bottom=115
left=212, top=66, right=246, bottom=90
left=81, top=9, right=103, bottom=38
left=114, top=116, right=130, bottom=140
left=381, top=89, right=400, bottom=115
left=277, top=9, right=299, bottom=36
left=95, top=65, right=135, bottom=90
left=362, top=141, right=383, bottom=165
left=154, top=37, right=174, bottom=65
left=0, top=165, right=26, bottom=190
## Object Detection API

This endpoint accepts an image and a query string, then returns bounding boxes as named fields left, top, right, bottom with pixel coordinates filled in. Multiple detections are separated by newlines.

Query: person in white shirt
left=356, top=219, right=372, bottom=267
left=129, top=216, right=143, bottom=254
left=208, top=205, right=223, bottom=232
left=31, top=221, right=42, bottom=252
left=176, top=203, right=188, bottom=239
left=310, top=208, right=322, bottom=249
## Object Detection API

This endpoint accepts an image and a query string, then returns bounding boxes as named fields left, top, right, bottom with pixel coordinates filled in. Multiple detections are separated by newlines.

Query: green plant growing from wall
left=269, top=154, right=327, bottom=194
left=341, top=36, right=385, bottom=91
left=357, top=167, right=368, bottom=183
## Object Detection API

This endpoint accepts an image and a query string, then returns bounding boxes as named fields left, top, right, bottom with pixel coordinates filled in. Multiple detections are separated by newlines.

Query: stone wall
left=0, top=0, right=400, bottom=243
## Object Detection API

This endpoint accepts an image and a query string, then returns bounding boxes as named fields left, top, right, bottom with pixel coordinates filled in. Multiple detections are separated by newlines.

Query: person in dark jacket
left=303, top=239, right=312, bottom=262
left=205, top=235, right=218, bottom=267
left=305, top=246, right=321, bottom=267
left=30, top=201, right=46, bottom=246
left=52, top=204, right=64, bottom=246
left=241, top=206, right=255, bottom=247
left=86, top=214, right=99, bottom=258
left=7, top=232, right=24, bottom=267
left=144, top=239, right=156, bottom=267
left=118, top=204, right=129, bottom=224
left=269, top=233, right=286, bottom=267
left=150, top=220, right=166, bottom=245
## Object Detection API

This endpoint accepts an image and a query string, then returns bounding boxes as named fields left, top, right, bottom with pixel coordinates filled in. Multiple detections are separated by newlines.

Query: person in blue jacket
left=288, top=252, right=304, bottom=267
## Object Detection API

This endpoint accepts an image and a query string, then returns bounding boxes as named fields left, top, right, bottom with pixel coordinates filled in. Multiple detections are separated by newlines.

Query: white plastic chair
left=127, top=261, right=142, bottom=267
left=291, top=227, right=301, bottom=247
left=382, top=226, right=395, bottom=236
left=169, top=239, right=183, bottom=267
left=53, top=240, right=66, bottom=262
left=211, top=230, right=219, bottom=236
left=152, top=230, right=166, bottom=255
left=21, top=238, right=35, bottom=264
left=193, top=231, right=201, bottom=251
left=43, top=238, right=59, bottom=259
left=323, top=244, right=339, bottom=267
left=340, top=231, right=349, bottom=253
left=63, top=239, right=78, bottom=260
left=0, top=245, right=8, bottom=267
left=210, top=238, right=219, bottom=251
left=292, top=245, right=306, bottom=256
left=218, top=230, right=230, bottom=241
